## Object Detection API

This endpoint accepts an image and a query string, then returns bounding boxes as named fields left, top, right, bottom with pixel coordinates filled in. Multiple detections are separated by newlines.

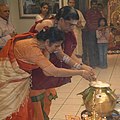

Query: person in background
left=68, top=0, right=86, bottom=57
left=0, top=3, right=16, bottom=50
left=0, top=27, right=95, bottom=120
left=97, top=3, right=105, bottom=18
left=35, top=2, right=52, bottom=22
left=96, top=17, right=110, bottom=68
left=31, top=6, right=96, bottom=120
left=85, top=0, right=102, bottom=68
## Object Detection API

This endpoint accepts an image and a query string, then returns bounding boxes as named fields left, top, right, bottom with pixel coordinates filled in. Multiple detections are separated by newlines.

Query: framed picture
left=18, top=0, right=63, bottom=19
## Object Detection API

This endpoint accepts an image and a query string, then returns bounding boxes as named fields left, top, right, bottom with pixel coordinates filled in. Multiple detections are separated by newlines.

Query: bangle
left=73, top=63, right=83, bottom=69
left=63, top=55, right=71, bottom=64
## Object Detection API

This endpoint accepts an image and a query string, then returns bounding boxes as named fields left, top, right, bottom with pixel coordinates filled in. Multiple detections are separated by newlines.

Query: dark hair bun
left=36, top=27, right=64, bottom=43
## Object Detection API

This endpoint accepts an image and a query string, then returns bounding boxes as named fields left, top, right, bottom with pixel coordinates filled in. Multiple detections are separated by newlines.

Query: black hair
left=91, top=0, right=97, bottom=5
left=55, top=6, right=79, bottom=20
left=39, top=2, right=50, bottom=17
left=98, top=17, right=108, bottom=27
left=97, top=3, right=103, bottom=7
left=36, top=27, right=64, bottom=43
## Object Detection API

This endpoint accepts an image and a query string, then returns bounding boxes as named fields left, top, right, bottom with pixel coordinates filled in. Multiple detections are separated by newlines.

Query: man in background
left=97, top=3, right=105, bottom=17
left=0, top=3, right=16, bottom=50
left=68, top=0, right=86, bottom=58
left=85, top=0, right=102, bottom=68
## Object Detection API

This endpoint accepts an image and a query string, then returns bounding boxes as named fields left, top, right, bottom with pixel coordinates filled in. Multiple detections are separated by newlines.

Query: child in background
left=96, top=17, right=110, bottom=68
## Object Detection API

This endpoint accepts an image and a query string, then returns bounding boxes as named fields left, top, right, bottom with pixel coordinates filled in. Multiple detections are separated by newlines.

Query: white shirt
left=0, top=17, right=15, bottom=47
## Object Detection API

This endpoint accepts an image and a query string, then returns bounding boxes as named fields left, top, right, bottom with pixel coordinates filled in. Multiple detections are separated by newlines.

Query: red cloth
left=29, top=20, right=43, bottom=33
left=85, top=9, right=102, bottom=31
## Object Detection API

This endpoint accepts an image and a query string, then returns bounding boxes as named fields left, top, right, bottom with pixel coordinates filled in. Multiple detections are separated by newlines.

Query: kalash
left=77, top=81, right=120, bottom=120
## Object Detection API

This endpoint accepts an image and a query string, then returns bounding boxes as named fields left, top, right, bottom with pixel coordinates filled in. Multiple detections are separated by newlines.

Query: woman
left=35, top=2, right=51, bottom=22
left=0, top=27, right=95, bottom=120
left=29, top=2, right=53, bottom=33
left=31, top=6, right=96, bottom=120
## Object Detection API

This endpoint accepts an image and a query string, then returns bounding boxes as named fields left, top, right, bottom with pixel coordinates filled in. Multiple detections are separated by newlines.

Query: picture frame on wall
left=0, top=0, right=7, bottom=4
left=18, top=0, right=63, bottom=19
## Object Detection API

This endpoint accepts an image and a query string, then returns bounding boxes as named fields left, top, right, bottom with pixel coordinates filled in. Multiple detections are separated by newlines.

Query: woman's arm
left=14, top=41, right=96, bottom=81
left=54, top=47, right=95, bottom=74
left=42, top=63, right=96, bottom=81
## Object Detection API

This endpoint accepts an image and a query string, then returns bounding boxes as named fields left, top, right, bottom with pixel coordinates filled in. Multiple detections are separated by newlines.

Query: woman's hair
left=98, top=17, right=108, bottom=27
left=55, top=6, right=79, bottom=20
left=36, top=27, right=64, bottom=43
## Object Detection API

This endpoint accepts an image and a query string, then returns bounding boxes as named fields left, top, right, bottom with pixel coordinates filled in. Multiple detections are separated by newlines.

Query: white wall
left=8, top=0, right=34, bottom=33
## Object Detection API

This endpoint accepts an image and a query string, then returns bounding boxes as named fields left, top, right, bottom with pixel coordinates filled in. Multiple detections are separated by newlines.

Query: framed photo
left=0, top=0, right=7, bottom=4
left=18, top=0, right=63, bottom=19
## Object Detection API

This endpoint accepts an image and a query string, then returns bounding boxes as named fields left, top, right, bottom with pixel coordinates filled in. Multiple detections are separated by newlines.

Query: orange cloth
left=0, top=32, right=57, bottom=120
left=6, top=98, right=33, bottom=120
left=30, top=88, right=57, bottom=120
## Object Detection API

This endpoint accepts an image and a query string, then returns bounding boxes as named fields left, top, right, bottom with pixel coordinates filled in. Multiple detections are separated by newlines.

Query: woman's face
left=100, top=19, right=105, bottom=26
left=41, top=5, right=49, bottom=14
left=68, top=0, right=75, bottom=7
left=59, top=19, right=78, bottom=32
left=45, top=41, right=63, bottom=53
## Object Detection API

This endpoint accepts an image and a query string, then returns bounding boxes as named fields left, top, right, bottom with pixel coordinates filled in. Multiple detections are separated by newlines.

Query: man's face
left=68, top=0, right=75, bottom=8
left=59, top=18, right=78, bottom=32
left=91, top=2, right=98, bottom=10
left=0, top=5, right=10, bottom=21
left=98, top=5, right=103, bottom=12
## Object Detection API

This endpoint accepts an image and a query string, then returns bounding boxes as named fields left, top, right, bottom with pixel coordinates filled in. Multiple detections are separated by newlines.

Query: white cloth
left=77, top=10, right=86, bottom=27
left=35, top=14, right=43, bottom=22
left=0, top=58, right=30, bottom=119
left=0, top=17, right=16, bottom=47
left=74, top=10, right=86, bottom=56
left=35, top=14, right=52, bottom=22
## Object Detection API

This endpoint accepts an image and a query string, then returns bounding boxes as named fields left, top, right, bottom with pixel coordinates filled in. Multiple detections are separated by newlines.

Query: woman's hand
left=81, top=64, right=93, bottom=71
left=81, top=70, right=96, bottom=82
left=81, top=64, right=95, bottom=76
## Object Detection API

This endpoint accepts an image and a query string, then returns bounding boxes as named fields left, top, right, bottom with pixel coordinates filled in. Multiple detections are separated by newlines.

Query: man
left=85, top=0, right=102, bottom=68
left=97, top=3, right=105, bottom=17
left=31, top=6, right=96, bottom=120
left=68, top=0, right=86, bottom=57
left=0, top=3, right=16, bottom=50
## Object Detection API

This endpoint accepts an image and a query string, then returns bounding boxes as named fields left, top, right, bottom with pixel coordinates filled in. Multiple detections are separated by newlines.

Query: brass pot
left=79, top=81, right=118, bottom=117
